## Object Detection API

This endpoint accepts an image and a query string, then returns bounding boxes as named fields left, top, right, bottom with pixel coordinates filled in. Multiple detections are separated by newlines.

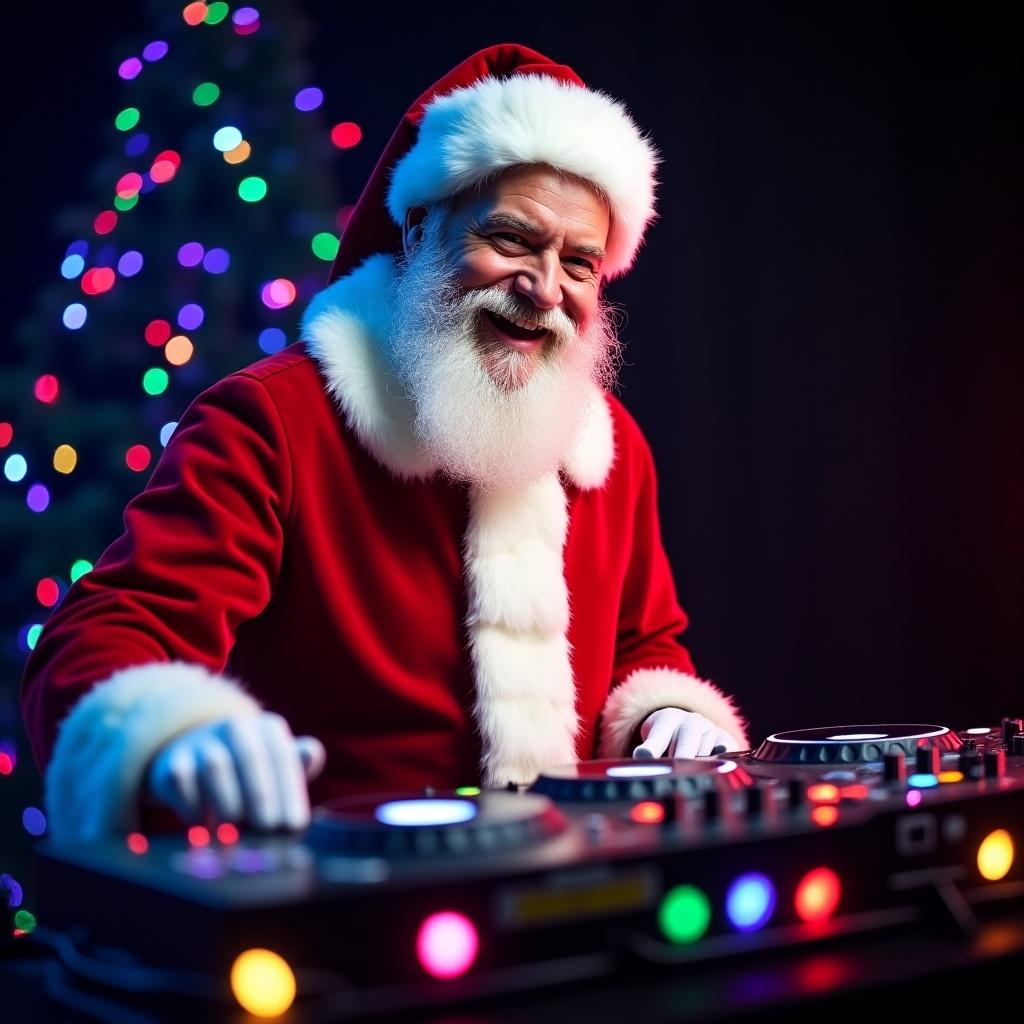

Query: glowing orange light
left=807, top=784, right=840, bottom=804
left=230, top=948, right=296, bottom=1017
left=938, top=771, right=964, bottom=784
left=794, top=867, right=842, bottom=923
left=811, top=805, right=839, bottom=827
left=977, top=830, right=1014, bottom=881
left=224, top=140, right=251, bottom=165
left=216, top=822, right=239, bottom=844
left=838, top=784, right=869, bottom=800
left=127, top=832, right=149, bottom=854
left=188, top=825, right=210, bottom=847
left=629, top=801, right=666, bottom=824
left=165, top=335, right=194, bottom=366
left=183, top=3, right=208, bottom=27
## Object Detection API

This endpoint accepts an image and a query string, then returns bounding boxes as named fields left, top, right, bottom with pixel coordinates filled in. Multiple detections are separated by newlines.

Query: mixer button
left=884, top=751, right=906, bottom=783
left=915, top=745, right=941, bottom=775
left=984, top=749, right=1006, bottom=778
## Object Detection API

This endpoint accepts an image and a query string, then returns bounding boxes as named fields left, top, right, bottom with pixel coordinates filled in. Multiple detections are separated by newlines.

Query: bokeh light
left=62, top=304, right=87, bottom=330
left=258, top=327, right=287, bottom=354
left=224, top=140, right=252, bottom=165
left=61, top=254, right=85, bottom=278
left=159, top=422, right=178, bottom=446
left=5, top=453, right=27, bottom=482
left=116, top=172, right=144, bottom=199
left=36, top=578, right=60, bottom=607
left=82, top=267, right=116, bottom=295
left=94, top=211, right=118, bottom=235
left=203, top=247, right=230, bottom=273
left=0, top=423, right=11, bottom=447
left=213, top=126, right=243, bottom=152
left=142, top=368, right=169, bottom=395
left=126, top=445, right=152, bottom=472
left=125, top=132, right=150, bottom=157
left=54, top=444, right=78, bottom=474
left=794, top=867, right=842, bottom=924
left=659, top=884, right=711, bottom=944
left=415, top=911, right=479, bottom=980
left=295, top=87, right=323, bottom=111
left=119, top=57, right=143, bottom=80
left=118, top=250, right=144, bottom=276
left=233, top=7, right=261, bottom=34
left=22, top=807, right=46, bottom=837
left=142, top=40, right=168, bottom=61
left=165, top=336, right=194, bottom=366
left=183, top=3, right=207, bottom=27
left=205, top=2, right=229, bottom=24
left=261, top=278, right=296, bottom=309
left=331, top=122, right=362, bottom=149
left=725, top=873, right=776, bottom=932
left=127, top=833, right=149, bottom=854
left=193, top=82, right=220, bottom=106
left=311, top=232, right=339, bottom=261
left=1, top=872, right=22, bottom=905
left=178, top=242, right=205, bottom=267
left=69, top=560, right=93, bottom=582
left=27, top=484, right=50, bottom=513
left=230, top=949, right=296, bottom=1018
left=238, top=176, right=268, bottom=202
left=25, top=625, right=43, bottom=651
left=178, top=303, right=204, bottom=330
left=145, top=319, right=172, bottom=346
left=115, top=107, right=141, bottom=132
left=35, top=375, right=59, bottom=403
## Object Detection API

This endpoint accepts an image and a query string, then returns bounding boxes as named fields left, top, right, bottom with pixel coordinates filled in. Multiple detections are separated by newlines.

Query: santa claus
left=21, top=45, right=748, bottom=845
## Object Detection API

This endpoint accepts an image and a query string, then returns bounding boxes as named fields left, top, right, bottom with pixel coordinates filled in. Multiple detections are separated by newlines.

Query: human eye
left=492, top=231, right=527, bottom=246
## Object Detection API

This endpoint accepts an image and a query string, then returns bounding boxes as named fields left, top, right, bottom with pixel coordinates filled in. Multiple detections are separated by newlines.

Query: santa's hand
left=147, top=713, right=326, bottom=830
left=632, top=708, right=739, bottom=760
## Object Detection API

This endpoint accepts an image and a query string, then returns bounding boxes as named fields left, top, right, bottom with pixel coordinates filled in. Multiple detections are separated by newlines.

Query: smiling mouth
left=481, top=309, right=549, bottom=352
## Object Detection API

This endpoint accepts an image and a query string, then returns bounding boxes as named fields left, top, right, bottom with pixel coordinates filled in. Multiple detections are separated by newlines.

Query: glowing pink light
left=906, top=790, right=922, bottom=807
left=119, top=57, right=143, bottom=80
left=416, top=911, right=478, bottom=979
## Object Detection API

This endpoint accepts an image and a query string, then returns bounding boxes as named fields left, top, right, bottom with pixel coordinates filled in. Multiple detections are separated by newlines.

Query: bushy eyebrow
left=481, top=213, right=606, bottom=262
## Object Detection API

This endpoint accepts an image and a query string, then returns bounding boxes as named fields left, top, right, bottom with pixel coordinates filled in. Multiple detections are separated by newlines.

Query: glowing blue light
left=125, top=132, right=150, bottom=157
left=63, top=303, right=87, bottom=330
left=1, top=873, right=23, bottom=907
left=140, top=173, right=158, bottom=195
left=61, top=254, right=85, bottom=279
left=294, top=87, right=324, bottom=112
left=725, top=873, right=776, bottom=932
left=908, top=773, right=939, bottom=788
left=213, top=126, right=243, bottom=152
left=375, top=799, right=477, bottom=827
left=160, top=421, right=178, bottom=447
left=4, top=454, right=27, bottom=482
left=203, top=247, right=230, bottom=273
left=178, top=303, right=204, bottom=330
left=142, top=40, right=168, bottom=62
left=22, top=807, right=46, bottom=836
left=27, top=484, right=50, bottom=513
left=258, top=327, right=287, bottom=354
left=605, top=764, right=673, bottom=778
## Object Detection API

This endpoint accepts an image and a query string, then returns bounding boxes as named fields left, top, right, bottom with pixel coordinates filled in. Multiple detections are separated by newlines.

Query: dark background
left=7, top=2, right=1021, bottom=747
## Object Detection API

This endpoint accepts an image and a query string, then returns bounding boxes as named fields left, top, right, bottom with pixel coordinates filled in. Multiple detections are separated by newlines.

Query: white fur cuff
left=598, top=666, right=748, bottom=759
left=46, top=662, right=261, bottom=845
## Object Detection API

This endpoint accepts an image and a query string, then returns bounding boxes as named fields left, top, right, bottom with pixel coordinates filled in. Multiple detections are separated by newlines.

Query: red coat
left=21, top=254, right=746, bottom=843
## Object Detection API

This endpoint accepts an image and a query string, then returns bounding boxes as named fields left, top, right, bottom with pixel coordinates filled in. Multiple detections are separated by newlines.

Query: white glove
left=632, top=708, right=739, bottom=760
left=147, top=712, right=327, bottom=830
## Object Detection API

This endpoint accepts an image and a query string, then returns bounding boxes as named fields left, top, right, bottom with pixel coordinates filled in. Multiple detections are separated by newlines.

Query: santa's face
left=409, top=164, right=611, bottom=391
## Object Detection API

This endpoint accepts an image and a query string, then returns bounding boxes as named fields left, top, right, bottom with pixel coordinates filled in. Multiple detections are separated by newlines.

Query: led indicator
left=807, top=784, right=840, bottom=804
left=977, top=829, right=1014, bottom=881
left=794, top=867, right=841, bottom=923
left=938, top=771, right=964, bottom=784
left=811, top=805, right=839, bottom=827
left=629, top=801, right=665, bottom=824
left=908, top=773, right=938, bottom=788
left=605, top=764, right=672, bottom=778
left=725, top=873, right=775, bottom=932
left=230, top=949, right=296, bottom=1017
left=658, top=884, right=711, bottom=944
left=416, top=911, right=478, bottom=979
left=376, top=799, right=476, bottom=827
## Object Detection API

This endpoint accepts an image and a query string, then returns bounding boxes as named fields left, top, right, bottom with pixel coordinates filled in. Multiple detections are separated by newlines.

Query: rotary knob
left=985, top=749, right=1006, bottom=779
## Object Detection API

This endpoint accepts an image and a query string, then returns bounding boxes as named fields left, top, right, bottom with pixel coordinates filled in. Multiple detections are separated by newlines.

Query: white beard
left=386, top=208, right=621, bottom=492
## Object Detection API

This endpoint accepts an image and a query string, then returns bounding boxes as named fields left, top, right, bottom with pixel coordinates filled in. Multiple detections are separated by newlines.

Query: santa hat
left=328, top=43, right=659, bottom=284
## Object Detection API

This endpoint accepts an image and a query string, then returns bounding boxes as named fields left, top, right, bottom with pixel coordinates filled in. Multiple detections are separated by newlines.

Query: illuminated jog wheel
left=530, top=758, right=753, bottom=803
left=306, top=791, right=566, bottom=857
left=752, top=725, right=962, bottom=765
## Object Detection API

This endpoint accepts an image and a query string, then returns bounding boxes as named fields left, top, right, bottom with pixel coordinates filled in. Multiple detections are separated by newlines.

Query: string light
left=118, top=251, right=144, bottom=276
left=177, top=242, right=204, bottom=267
left=94, top=210, right=118, bottom=235
left=115, top=107, right=141, bottom=132
left=4, top=454, right=28, bottom=482
left=61, top=254, right=85, bottom=278
left=192, top=82, right=220, bottom=106
left=27, top=484, right=50, bottom=513
left=178, top=303, right=204, bottom=330
left=183, top=4, right=208, bottom=28
left=294, top=87, right=323, bottom=112
left=53, top=444, right=77, bottom=473
left=142, top=40, right=168, bottom=61
left=165, top=336, right=194, bottom=366
left=142, top=368, right=169, bottom=395
left=238, top=176, right=268, bottom=202
left=34, top=375, right=59, bottom=403
left=145, top=319, right=172, bottom=346
left=203, top=248, right=230, bottom=273
left=330, top=122, right=362, bottom=149
left=126, top=445, right=152, bottom=472
left=118, top=57, right=143, bottom=81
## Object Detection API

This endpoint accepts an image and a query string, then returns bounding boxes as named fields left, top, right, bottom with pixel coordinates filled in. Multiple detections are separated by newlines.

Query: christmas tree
left=2, top=0, right=355, bottom=936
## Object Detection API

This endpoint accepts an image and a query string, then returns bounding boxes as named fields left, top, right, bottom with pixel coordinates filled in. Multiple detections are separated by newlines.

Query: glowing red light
left=125, top=445, right=152, bottom=472
left=330, top=121, right=363, bottom=149
left=94, top=210, right=118, bottom=235
left=34, top=375, right=59, bottom=403
left=144, top=319, right=172, bottom=346
left=416, top=911, right=479, bottom=979
left=36, top=578, right=60, bottom=607
left=154, top=149, right=182, bottom=170
left=188, top=825, right=210, bottom=847
left=183, top=2, right=207, bottom=27
left=807, top=784, right=840, bottom=804
left=839, top=784, right=869, bottom=801
left=116, top=172, right=144, bottom=198
left=127, top=832, right=149, bottom=854
left=0, top=752, right=13, bottom=775
left=811, top=805, right=839, bottom=827
left=629, top=801, right=666, bottom=824
left=216, top=822, right=239, bottom=844
left=794, top=867, right=842, bottom=923
left=81, top=267, right=116, bottom=296
left=150, top=159, right=177, bottom=184
left=0, top=422, right=11, bottom=447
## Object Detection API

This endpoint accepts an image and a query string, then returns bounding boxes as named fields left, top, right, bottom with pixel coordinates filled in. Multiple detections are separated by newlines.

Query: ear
left=402, top=206, right=428, bottom=256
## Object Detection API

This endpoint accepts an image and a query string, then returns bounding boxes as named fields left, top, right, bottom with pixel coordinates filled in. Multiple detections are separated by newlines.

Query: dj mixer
left=26, top=722, right=1024, bottom=1021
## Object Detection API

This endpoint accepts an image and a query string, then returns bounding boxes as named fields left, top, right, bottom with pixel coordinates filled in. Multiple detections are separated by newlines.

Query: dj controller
left=25, top=722, right=1024, bottom=1021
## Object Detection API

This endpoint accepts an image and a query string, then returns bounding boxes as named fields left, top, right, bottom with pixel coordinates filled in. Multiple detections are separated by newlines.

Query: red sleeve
left=20, top=371, right=293, bottom=771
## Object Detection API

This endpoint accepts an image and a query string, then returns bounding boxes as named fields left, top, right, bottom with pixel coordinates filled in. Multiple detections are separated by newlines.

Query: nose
left=514, top=251, right=562, bottom=311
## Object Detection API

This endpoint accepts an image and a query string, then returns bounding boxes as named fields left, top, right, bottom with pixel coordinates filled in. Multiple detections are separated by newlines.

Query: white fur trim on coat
left=598, top=666, right=749, bottom=759
left=387, top=74, right=659, bottom=280
left=46, top=662, right=260, bottom=845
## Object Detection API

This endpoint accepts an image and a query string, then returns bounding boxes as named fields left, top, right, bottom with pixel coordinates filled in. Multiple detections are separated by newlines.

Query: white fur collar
left=300, top=253, right=615, bottom=490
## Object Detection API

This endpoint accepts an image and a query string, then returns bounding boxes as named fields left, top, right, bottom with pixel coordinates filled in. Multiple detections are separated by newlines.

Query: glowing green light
left=70, top=559, right=93, bottom=583
left=115, top=107, right=141, bottom=132
left=143, top=368, right=169, bottom=396
left=14, top=910, right=36, bottom=932
left=192, top=82, right=220, bottom=106
left=26, top=625, right=42, bottom=651
left=658, top=885, right=711, bottom=944
left=205, top=1, right=230, bottom=24
left=238, top=176, right=268, bottom=203
left=114, top=193, right=139, bottom=212
left=455, top=786, right=481, bottom=796
left=311, top=232, right=340, bottom=261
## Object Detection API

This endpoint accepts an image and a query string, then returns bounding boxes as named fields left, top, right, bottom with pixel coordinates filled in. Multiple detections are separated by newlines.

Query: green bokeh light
left=115, top=107, right=141, bottom=132
left=27, top=625, right=42, bottom=651
left=658, top=885, right=711, bottom=944
left=143, top=368, right=169, bottom=396
left=192, top=82, right=220, bottom=106
left=311, top=232, right=340, bottom=261
left=238, top=176, right=268, bottom=203
left=205, top=2, right=230, bottom=24
left=114, top=193, right=139, bottom=212
left=454, top=786, right=481, bottom=796
left=70, top=559, right=94, bottom=583
left=14, top=910, right=37, bottom=932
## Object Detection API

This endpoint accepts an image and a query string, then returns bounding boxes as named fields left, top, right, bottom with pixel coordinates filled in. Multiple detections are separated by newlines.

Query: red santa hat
left=328, top=43, right=659, bottom=284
